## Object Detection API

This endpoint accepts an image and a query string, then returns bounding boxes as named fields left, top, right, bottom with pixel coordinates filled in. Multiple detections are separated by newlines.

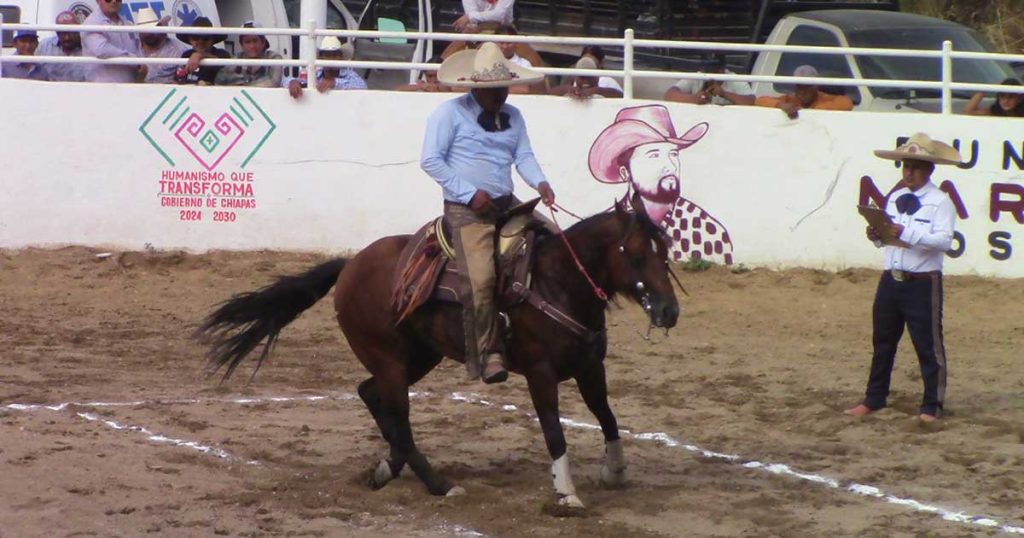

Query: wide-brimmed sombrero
left=438, top=42, right=543, bottom=88
left=588, top=105, right=709, bottom=184
left=873, top=132, right=962, bottom=166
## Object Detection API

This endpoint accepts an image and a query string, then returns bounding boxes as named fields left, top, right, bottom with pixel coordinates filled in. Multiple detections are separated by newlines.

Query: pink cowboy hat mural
left=588, top=105, right=709, bottom=184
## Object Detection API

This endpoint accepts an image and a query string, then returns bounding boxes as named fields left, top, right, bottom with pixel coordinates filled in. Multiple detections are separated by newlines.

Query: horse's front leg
left=525, top=366, right=585, bottom=510
left=576, top=363, right=626, bottom=489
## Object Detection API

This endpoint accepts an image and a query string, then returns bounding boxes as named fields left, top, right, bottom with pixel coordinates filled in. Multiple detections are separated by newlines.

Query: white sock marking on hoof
left=551, top=453, right=577, bottom=497
left=557, top=494, right=585, bottom=509
left=446, top=486, right=466, bottom=497
left=373, top=459, right=394, bottom=485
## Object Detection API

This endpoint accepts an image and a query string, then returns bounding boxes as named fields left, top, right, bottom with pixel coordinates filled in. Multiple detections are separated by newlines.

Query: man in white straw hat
left=421, top=41, right=555, bottom=384
left=283, top=36, right=365, bottom=99
left=846, top=133, right=962, bottom=422
left=137, top=7, right=187, bottom=84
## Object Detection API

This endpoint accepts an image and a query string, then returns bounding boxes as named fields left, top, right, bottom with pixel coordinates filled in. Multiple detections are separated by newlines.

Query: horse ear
left=628, top=190, right=647, bottom=215
left=614, top=197, right=628, bottom=219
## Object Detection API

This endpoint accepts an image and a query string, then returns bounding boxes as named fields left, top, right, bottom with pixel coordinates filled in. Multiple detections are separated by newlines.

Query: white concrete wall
left=2, top=78, right=1022, bottom=277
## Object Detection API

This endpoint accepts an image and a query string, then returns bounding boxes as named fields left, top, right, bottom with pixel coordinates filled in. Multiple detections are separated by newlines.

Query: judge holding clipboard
left=845, top=133, right=962, bottom=423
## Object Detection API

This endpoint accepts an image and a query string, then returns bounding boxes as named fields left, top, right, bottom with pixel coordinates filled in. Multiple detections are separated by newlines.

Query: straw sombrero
left=438, top=42, right=543, bottom=88
left=874, top=133, right=962, bottom=166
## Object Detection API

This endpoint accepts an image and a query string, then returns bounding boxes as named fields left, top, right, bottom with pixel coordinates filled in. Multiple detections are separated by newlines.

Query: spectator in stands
left=36, top=11, right=87, bottom=82
left=453, top=0, right=514, bottom=33
left=137, top=8, right=187, bottom=84
left=549, top=47, right=623, bottom=99
left=6, top=30, right=48, bottom=81
left=754, top=65, right=853, bottom=119
left=215, top=22, right=283, bottom=87
left=393, top=57, right=450, bottom=92
left=174, top=17, right=230, bottom=86
left=664, top=54, right=752, bottom=106
left=491, top=25, right=545, bottom=94
left=964, top=77, right=1024, bottom=117
left=82, top=0, right=142, bottom=83
left=284, top=37, right=367, bottom=99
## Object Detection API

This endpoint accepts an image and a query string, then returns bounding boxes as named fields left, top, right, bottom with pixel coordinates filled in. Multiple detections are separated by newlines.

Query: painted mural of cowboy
left=588, top=105, right=734, bottom=265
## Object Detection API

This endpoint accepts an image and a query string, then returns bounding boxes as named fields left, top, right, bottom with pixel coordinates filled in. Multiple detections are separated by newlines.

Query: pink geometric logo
left=174, top=112, right=246, bottom=171
left=140, top=89, right=277, bottom=170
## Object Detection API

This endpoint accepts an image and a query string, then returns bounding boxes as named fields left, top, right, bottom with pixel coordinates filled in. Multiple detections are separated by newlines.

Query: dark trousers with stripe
left=863, top=271, right=948, bottom=416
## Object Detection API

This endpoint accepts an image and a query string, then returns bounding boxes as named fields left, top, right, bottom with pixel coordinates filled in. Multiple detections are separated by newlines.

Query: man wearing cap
left=283, top=37, right=366, bottom=99
left=36, top=12, right=87, bottom=82
left=82, top=0, right=142, bottom=83
left=846, top=133, right=961, bottom=422
left=174, top=17, right=230, bottom=85
left=5, top=31, right=48, bottom=81
left=754, top=64, right=853, bottom=119
left=588, top=104, right=733, bottom=265
left=421, top=42, right=555, bottom=384
left=664, top=54, right=753, bottom=106
left=215, top=22, right=283, bottom=87
left=137, top=7, right=187, bottom=84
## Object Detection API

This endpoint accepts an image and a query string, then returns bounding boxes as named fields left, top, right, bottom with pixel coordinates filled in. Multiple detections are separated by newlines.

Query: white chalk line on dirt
left=7, top=391, right=1023, bottom=535
left=2, top=394, right=357, bottom=466
left=448, top=391, right=1024, bottom=536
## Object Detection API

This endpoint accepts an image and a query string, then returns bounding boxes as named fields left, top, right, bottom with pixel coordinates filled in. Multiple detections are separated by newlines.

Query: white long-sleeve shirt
left=81, top=11, right=141, bottom=83
left=462, top=0, right=514, bottom=26
left=880, top=181, right=956, bottom=272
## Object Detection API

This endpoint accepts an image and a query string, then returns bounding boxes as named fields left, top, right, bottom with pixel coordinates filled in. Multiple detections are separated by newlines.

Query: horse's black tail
left=195, top=258, right=347, bottom=383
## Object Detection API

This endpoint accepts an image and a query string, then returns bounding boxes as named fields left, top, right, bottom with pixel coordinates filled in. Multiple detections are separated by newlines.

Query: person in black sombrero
left=174, top=17, right=230, bottom=85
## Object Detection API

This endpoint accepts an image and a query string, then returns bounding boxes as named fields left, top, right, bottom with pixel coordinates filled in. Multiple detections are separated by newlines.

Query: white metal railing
left=3, top=16, right=1024, bottom=114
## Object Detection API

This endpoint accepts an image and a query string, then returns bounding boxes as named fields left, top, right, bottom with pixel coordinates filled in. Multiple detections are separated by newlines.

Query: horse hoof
left=445, top=486, right=466, bottom=497
left=542, top=494, right=587, bottom=517
left=559, top=494, right=585, bottom=509
left=368, top=459, right=394, bottom=489
left=600, top=466, right=627, bottom=489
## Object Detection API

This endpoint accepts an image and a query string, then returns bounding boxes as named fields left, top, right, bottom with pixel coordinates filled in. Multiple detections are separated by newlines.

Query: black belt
left=444, top=194, right=514, bottom=210
left=889, top=269, right=941, bottom=282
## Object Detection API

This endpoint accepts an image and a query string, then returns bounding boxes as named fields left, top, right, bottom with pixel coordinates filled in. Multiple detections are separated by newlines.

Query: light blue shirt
left=421, top=93, right=547, bottom=205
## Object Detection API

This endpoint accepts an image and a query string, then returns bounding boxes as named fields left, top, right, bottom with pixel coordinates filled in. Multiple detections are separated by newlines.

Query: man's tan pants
left=444, top=201, right=504, bottom=379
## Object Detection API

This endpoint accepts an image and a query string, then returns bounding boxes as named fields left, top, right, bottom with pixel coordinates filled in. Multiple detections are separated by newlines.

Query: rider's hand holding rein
left=538, top=181, right=556, bottom=206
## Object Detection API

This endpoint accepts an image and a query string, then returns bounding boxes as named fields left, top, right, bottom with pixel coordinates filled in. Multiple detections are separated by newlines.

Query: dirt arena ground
left=1, top=247, right=1023, bottom=538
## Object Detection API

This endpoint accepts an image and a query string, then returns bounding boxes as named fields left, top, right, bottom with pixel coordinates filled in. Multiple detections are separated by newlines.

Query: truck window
left=775, top=25, right=855, bottom=99
left=848, top=27, right=1014, bottom=97
left=1, top=6, right=20, bottom=47
left=282, top=0, right=347, bottom=28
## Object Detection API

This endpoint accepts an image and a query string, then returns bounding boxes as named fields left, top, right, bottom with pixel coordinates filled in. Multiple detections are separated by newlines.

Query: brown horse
left=197, top=193, right=679, bottom=510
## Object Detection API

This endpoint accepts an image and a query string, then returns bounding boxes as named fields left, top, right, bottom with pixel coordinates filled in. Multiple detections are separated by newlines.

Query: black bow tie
left=895, top=193, right=921, bottom=215
left=477, top=111, right=511, bottom=132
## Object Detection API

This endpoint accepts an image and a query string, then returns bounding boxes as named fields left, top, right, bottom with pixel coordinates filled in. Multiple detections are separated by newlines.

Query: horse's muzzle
left=649, top=300, right=679, bottom=329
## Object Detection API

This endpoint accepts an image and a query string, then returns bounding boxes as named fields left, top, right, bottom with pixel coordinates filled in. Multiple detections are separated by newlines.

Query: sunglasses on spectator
left=103, top=0, right=123, bottom=3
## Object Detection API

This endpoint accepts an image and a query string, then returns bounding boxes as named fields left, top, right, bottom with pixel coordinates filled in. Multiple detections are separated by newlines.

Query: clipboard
left=857, top=205, right=911, bottom=248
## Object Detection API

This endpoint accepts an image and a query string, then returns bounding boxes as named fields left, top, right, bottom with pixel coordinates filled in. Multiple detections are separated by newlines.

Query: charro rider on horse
left=420, top=42, right=556, bottom=384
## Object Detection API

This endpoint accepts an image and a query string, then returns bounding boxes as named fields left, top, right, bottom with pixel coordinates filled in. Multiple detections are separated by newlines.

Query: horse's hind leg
left=374, top=360, right=460, bottom=496
left=358, top=378, right=407, bottom=489
left=358, top=352, right=456, bottom=495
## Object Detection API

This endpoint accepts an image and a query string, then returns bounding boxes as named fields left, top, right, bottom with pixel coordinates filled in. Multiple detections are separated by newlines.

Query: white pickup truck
left=747, top=9, right=1017, bottom=112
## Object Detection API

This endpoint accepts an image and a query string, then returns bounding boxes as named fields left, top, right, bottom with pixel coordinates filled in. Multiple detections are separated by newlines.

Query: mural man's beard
left=634, top=175, right=680, bottom=205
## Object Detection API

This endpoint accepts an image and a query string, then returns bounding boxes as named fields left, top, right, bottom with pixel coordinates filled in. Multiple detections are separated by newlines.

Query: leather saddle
left=392, top=198, right=545, bottom=325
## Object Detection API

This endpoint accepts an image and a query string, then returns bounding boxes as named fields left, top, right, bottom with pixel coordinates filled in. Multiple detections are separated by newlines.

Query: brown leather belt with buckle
left=890, top=269, right=941, bottom=282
